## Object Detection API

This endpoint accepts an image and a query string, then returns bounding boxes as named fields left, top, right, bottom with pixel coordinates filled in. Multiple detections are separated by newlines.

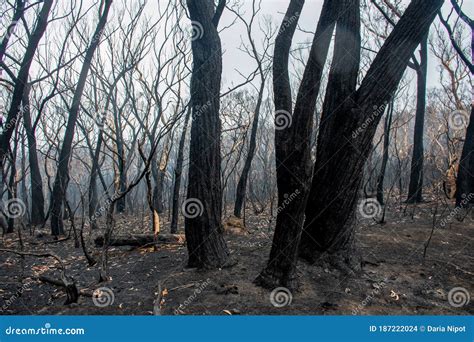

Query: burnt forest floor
left=0, top=201, right=473, bottom=315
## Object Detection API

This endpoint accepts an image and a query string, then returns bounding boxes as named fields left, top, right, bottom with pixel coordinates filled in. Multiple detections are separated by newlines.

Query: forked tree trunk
left=50, top=0, right=113, bottom=236
left=184, top=0, right=230, bottom=268
left=256, top=0, right=338, bottom=289
left=299, top=0, right=443, bottom=264
left=170, top=106, right=191, bottom=234
left=407, top=33, right=428, bottom=203
left=299, top=0, right=361, bottom=264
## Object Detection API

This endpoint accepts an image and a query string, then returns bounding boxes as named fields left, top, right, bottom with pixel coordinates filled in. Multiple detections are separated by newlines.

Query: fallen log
left=94, top=234, right=185, bottom=247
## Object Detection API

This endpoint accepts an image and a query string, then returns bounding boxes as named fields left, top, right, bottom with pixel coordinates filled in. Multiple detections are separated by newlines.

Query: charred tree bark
left=299, top=0, right=361, bottom=264
left=170, top=106, right=191, bottom=234
left=184, top=0, right=230, bottom=269
left=22, top=85, right=45, bottom=225
left=6, top=146, right=18, bottom=233
left=376, top=99, right=394, bottom=205
left=234, top=83, right=264, bottom=218
left=0, top=0, right=53, bottom=171
left=456, top=106, right=474, bottom=207
left=50, top=0, right=112, bottom=236
left=115, top=131, right=127, bottom=213
left=88, top=130, right=103, bottom=230
left=300, top=0, right=443, bottom=264
left=256, top=0, right=338, bottom=289
left=407, top=33, right=428, bottom=203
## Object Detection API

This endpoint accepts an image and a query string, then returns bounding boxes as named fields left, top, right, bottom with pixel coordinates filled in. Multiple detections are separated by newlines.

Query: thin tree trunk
left=170, top=106, right=191, bottom=234
left=0, top=0, right=25, bottom=63
left=407, top=33, right=428, bottom=203
left=456, top=106, right=474, bottom=207
left=50, top=0, right=113, bottom=236
left=22, top=85, right=45, bottom=225
left=376, top=99, right=394, bottom=205
left=234, top=81, right=264, bottom=218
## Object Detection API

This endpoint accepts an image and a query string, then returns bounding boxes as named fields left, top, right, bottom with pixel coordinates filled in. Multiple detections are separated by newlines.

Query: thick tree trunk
left=50, top=0, right=112, bottom=236
left=299, top=0, right=361, bottom=264
left=22, top=86, right=45, bottom=225
left=184, top=0, right=230, bottom=269
left=407, top=33, right=428, bottom=203
left=0, top=0, right=53, bottom=172
left=300, top=0, right=443, bottom=263
left=376, top=100, right=394, bottom=205
left=456, top=106, right=474, bottom=207
left=256, top=0, right=338, bottom=289
left=170, top=106, right=191, bottom=234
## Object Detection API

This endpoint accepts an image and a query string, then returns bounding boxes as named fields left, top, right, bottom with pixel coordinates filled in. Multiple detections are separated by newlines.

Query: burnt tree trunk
left=407, top=33, right=428, bottom=203
left=22, top=85, right=45, bottom=225
left=299, top=0, right=361, bottom=264
left=376, top=99, right=394, bottom=205
left=88, top=130, right=103, bottom=230
left=0, top=0, right=53, bottom=172
left=233, top=82, right=264, bottom=218
left=456, top=106, right=474, bottom=207
left=300, top=0, right=443, bottom=264
left=170, top=106, right=191, bottom=234
left=6, top=143, right=18, bottom=233
left=50, top=0, right=112, bottom=236
left=256, top=0, right=338, bottom=289
left=184, top=0, right=230, bottom=268
left=114, top=112, right=127, bottom=213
